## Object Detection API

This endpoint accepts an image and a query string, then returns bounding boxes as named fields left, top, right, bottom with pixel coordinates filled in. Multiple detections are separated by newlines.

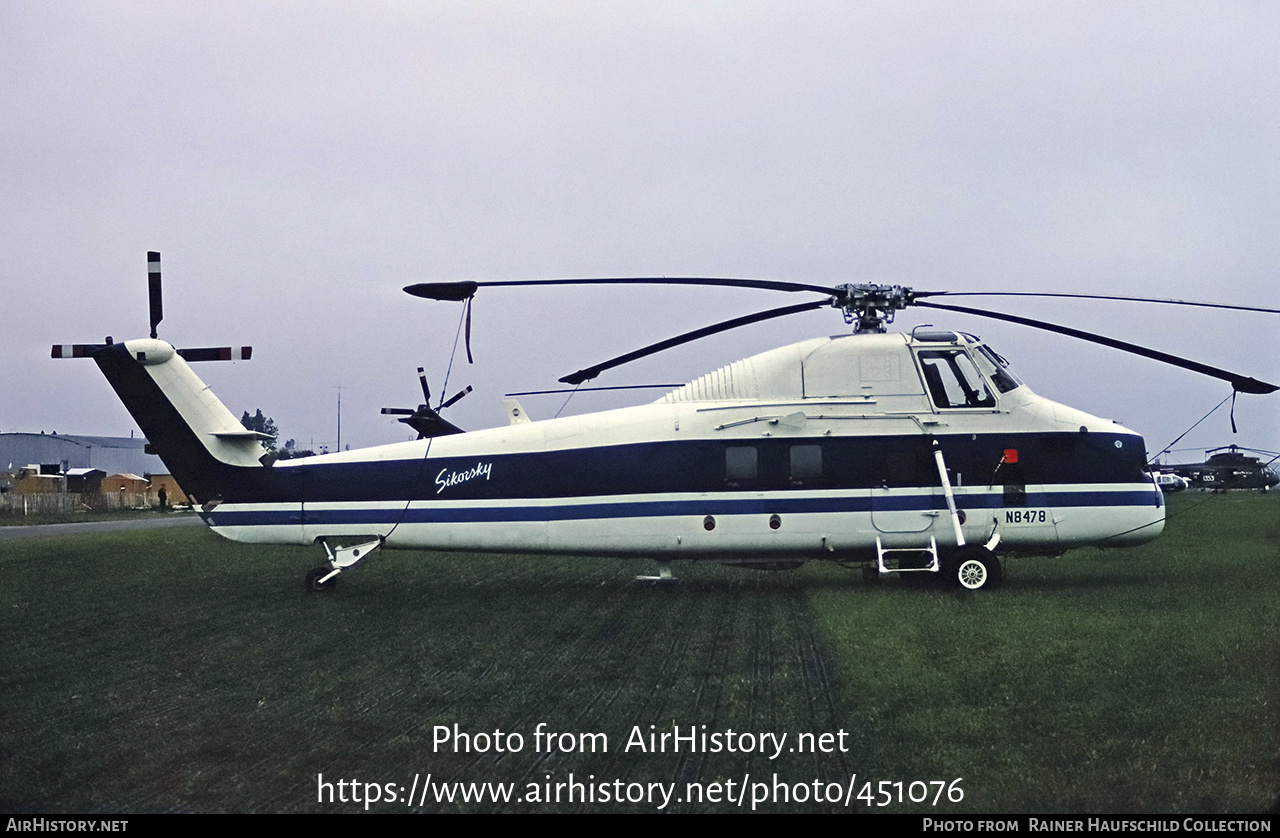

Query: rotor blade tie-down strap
left=464, top=296, right=474, bottom=364
left=1149, top=392, right=1232, bottom=464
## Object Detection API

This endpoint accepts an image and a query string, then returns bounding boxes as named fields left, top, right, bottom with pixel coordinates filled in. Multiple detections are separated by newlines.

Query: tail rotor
left=52, top=252, right=251, bottom=364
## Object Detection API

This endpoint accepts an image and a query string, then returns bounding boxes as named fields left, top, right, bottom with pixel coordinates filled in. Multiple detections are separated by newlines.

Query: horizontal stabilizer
left=209, top=429, right=275, bottom=441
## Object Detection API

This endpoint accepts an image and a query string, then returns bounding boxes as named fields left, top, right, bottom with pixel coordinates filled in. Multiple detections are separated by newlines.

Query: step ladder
left=875, top=535, right=940, bottom=574
left=873, top=439, right=964, bottom=576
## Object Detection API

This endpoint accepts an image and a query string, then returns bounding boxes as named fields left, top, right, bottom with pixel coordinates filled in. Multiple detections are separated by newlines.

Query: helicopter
left=1152, top=472, right=1191, bottom=493
left=53, top=254, right=1279, bottom=593
left=1163, top=446, right=1280, bottom=491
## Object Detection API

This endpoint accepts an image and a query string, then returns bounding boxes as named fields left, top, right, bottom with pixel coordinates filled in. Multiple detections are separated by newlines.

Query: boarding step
left=875, top=536, right=940, bottom=574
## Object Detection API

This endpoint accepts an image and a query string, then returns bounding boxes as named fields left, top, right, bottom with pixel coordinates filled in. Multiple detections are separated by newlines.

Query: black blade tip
left=404, top=281, right=478, bottom=302
left=558, top=370, right=596, bottom=386
left=1233, top=378, right=1279, bottom=395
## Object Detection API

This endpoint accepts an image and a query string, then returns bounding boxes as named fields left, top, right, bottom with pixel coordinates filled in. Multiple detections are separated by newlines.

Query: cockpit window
left=917, top=350, right=997, bottom=408
left=973, top=344, right=1022, bottom=394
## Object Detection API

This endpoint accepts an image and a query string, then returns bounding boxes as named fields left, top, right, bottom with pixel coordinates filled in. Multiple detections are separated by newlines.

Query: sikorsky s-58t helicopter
left=54, top=254, right=1278, bottom=592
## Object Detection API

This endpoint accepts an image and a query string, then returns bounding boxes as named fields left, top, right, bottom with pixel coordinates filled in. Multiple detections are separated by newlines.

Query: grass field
left=1, top=494, right=1276, bottom=813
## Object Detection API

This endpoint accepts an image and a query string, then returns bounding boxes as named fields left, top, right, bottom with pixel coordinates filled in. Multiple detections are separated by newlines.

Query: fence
left=0, top=491, right=154, bottom=515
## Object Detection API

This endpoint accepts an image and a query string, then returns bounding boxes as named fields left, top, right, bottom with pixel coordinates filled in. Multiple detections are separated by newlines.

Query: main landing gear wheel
left=945, top=546, right=1003, bottom=591
left=304, top=566, right=339, bottom=593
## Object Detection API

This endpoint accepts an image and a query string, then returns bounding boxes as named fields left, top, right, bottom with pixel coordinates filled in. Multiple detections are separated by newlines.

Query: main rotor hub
left=831, top=284, right=918, bottom=333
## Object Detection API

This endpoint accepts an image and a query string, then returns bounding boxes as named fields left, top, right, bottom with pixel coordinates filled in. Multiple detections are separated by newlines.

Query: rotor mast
left=831, top=283, right=918, bottom=333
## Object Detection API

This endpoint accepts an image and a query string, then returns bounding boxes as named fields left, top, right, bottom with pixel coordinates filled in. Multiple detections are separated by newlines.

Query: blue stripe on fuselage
left=206, top=488, right=1158, bottom=528
left=244, top=430, right=1151, bottom=506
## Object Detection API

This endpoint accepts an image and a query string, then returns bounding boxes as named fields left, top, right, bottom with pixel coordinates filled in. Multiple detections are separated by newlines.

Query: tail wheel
left=945, top=546, right=1003, bottom=591
left=304, top=567, right=339, bottom=593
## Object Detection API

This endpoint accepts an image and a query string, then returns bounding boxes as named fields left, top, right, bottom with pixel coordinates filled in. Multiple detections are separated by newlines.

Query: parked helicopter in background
left=1152, top=472, right=1191, bottom=493
left=53, top=255, right=1279, bottom=593
left=1164, top=446, right=1279, bottom=491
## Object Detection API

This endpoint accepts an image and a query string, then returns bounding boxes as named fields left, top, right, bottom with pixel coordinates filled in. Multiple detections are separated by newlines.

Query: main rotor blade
left=915, top=291, right=1280, bottom=315
left=505, top=384, right=682, bottom=396
left=404, top=277, right=840, bottom=301
left=559, top=299, right=829, bottom=386
left=916, top=300, right=1278, bottom=394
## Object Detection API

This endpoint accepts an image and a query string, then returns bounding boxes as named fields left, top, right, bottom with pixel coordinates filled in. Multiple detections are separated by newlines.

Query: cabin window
left=917, top=350, right=996, bottom=409
left=1001, top=460, right=1027, bottom=506
left=725, top=446, right=758, bottom=483
left=973, top=344, right=1022, bottom=394
left=880, top=450, right=931, bottom=488
left=790, top=445, right=822, bottom=483
left=1003, top=481, right=1027, bottom=507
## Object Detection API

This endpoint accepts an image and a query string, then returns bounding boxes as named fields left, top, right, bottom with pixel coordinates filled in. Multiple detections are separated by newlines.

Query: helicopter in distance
left=1163, top=445, right=1280, bottom=491
left=53, top=254, right=1279, bottom=593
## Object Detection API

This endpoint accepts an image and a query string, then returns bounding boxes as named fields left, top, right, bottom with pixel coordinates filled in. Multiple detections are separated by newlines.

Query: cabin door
left=870, top=445, right=941, bottom=534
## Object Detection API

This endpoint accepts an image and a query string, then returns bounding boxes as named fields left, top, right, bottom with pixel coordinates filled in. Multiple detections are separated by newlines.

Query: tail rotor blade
left=176, top=346, right=253, bottom=362
left=147, top=251, right=163, bottom=339
left=51, top=344, right=106, bottom=359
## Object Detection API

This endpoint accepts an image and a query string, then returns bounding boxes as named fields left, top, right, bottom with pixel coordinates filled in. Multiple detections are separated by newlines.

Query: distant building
left=0, top=432, right=165, bottom=477
left=148, top=473, right=185, bottom=504
left=104, top=473, right=149, bottom=494
left=13, top=470, right=63, bottom=494
left=65, top=468, right=107, bottom=493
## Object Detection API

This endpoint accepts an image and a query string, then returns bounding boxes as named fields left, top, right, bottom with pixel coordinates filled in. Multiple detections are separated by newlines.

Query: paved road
left=0, top=514, right=205, bottom=541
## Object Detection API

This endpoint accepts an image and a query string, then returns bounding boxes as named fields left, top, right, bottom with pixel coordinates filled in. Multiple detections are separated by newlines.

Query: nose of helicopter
left=1102, top=475, right=1166, bottom=547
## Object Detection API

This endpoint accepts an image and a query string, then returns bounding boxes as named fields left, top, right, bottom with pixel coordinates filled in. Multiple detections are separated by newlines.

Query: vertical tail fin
left=57, top=339, right=266, bottom=502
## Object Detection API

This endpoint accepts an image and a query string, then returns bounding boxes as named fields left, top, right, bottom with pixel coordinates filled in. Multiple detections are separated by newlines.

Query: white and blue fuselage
left=93, top=332, right=1162, bottom=563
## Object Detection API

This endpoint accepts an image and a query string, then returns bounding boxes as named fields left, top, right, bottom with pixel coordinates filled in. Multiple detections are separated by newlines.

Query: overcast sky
left=3, top=2, right=1276, bottom=462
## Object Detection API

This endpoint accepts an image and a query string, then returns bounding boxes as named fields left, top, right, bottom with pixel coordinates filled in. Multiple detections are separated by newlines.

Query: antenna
left=334, top=384, right=345, bottom=452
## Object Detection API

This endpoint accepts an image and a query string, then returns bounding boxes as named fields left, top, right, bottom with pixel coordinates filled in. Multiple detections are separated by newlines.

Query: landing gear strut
left=303, top=537, right=383, bottom=593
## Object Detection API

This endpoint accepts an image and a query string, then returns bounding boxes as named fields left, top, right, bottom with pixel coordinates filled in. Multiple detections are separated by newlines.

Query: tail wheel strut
left=303, top=537, right=383, bottom=593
